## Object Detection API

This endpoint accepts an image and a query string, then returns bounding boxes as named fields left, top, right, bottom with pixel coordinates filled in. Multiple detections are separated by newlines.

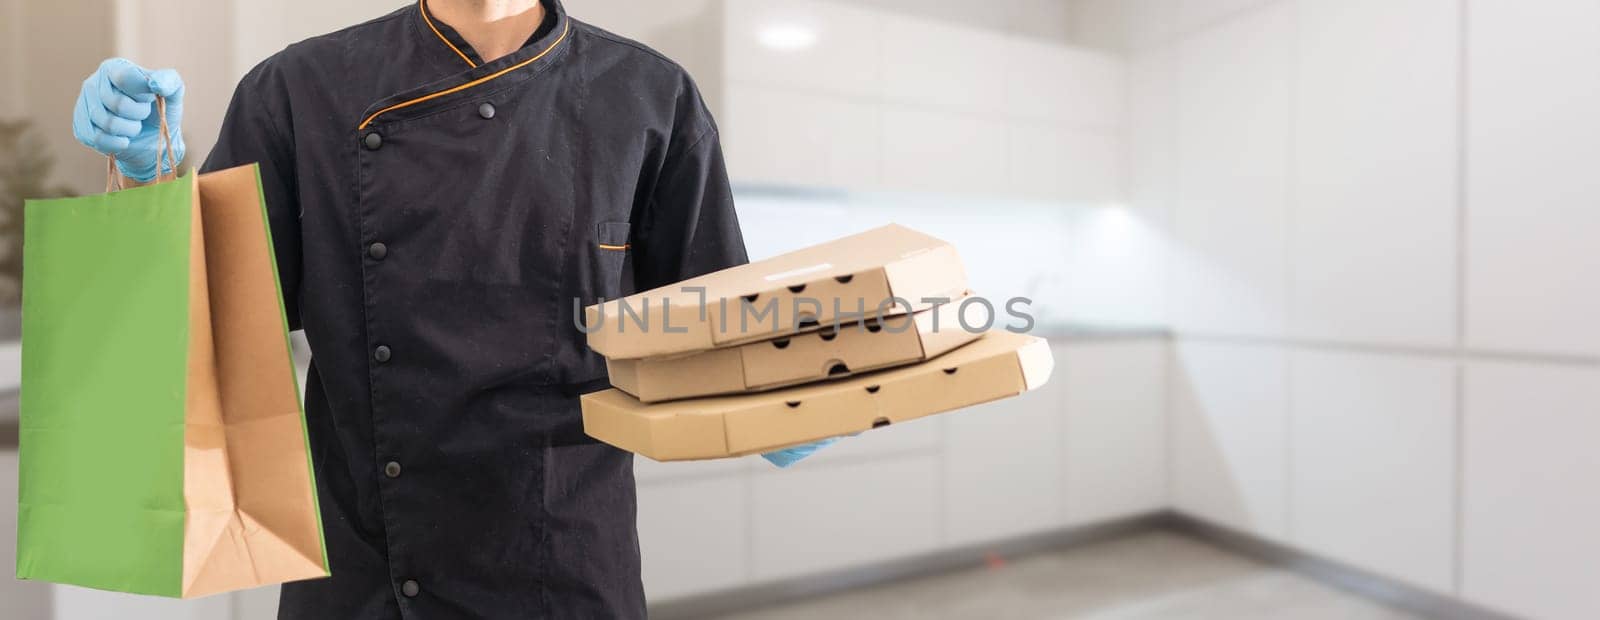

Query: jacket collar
left=415, top=0, right=568, bottom=69
left=360, top=0, right=572, bottom=130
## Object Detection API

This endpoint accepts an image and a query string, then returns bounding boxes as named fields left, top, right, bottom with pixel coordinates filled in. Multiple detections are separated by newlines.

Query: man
left=71, top=1, right=832, bottom=617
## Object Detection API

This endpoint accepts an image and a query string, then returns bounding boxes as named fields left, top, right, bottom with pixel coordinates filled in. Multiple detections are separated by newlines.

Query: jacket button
left=364, top=132, right=383, bottom=150
left=374, top=345, right=392, bottom=363
left=384, top=461, right=401, bottom=478
left=478, top=103, right=496, bottom=119
left=401, top=580, right=420, bottom=598
left=368, top=242, right=388, bottom=260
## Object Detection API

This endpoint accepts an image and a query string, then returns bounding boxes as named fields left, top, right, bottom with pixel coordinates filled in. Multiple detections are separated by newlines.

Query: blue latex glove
left=73, top=58, right=186, bottom=183
left=761, top=437, right=840, bottom=468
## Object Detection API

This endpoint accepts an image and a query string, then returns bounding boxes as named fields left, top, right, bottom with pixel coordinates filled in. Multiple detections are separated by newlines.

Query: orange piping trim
left=420, top=0, right=477, bottom=68
left=598, top=243, right=630, bottom=251
left=359, top=19, right=571, bottom=130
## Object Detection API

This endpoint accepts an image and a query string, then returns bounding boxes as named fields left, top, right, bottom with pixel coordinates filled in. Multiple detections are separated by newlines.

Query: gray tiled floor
left=712, top=532, right=1420, bottom=620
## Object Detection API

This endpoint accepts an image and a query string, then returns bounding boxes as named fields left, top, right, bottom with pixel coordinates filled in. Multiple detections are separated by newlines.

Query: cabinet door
left=1171, top=4, right=1292, bottom=337
left=750, top=454, right=940, bottom=581
left=723, top=85, right=881, bottom=191
left=638, top=475, right=750, bottom=602
left=1290, top=0, right=1459, bottom=348
left=1170, top=341, right=1289, bottom=540
left=1289, top=350, right=1455, bottom=593
left=724, top=0, right=883, bottom=98
left=1464, top=361, right=1600, bottom=620
left=945, top=367, right=1067, bottom=545
left=1062, top=340, right=1167, bottom=526
left=881, top=106, right=1008, bottom=197
left=1465, top=0, right=1600, bottom=357
left=880, top=13, right=1008, bottom=114
left=1005, top=38, right=1122, bottom=128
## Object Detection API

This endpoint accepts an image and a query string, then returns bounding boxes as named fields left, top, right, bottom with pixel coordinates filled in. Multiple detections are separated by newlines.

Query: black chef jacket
left=199, top=1, right=746, bottom=617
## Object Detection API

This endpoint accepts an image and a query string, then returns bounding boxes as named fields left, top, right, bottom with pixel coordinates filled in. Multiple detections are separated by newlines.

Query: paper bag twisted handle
left=105, top=96, right=178, bottom=192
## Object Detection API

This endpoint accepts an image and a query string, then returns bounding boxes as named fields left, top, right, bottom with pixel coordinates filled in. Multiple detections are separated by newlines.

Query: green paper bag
left=16, top=164, right=329, bottom=598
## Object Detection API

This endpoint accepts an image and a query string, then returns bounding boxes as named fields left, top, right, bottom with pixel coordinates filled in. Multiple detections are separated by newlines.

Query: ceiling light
left=758, top=24, right=818, bottom=52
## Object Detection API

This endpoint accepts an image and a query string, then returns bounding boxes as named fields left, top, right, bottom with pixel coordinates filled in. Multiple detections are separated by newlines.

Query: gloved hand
left=73, top=58, right=186, bottom=183
left=761, top=437, right=840, bottom=468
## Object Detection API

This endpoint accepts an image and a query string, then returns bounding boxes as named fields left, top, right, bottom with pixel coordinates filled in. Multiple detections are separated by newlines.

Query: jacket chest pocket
left=594, top=221, right=632, bottom=299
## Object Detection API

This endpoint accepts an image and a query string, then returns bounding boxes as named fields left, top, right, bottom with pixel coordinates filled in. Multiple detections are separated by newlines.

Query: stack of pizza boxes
left=580, top=224, right=1055, bottom=461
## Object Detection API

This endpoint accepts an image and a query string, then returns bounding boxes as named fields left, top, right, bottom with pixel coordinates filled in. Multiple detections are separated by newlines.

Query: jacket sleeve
left=200, top=60, right=304, bottom=330
left=631, top=113, right=748, bottom=291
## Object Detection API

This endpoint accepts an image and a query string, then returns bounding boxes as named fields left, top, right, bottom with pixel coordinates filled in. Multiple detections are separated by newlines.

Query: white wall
left=13, top=0, right=116, bottom=194
left=122, top=0, right=246, bottom=169
left=1084, top=1, right=1600, bottom=619
left=0, top=0, right=24, bottom=118
left=5, top=0, right=258, bottom=193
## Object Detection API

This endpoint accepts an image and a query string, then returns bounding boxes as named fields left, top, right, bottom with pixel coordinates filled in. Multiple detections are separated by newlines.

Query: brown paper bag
left=19, top=146, right=329, bottom=597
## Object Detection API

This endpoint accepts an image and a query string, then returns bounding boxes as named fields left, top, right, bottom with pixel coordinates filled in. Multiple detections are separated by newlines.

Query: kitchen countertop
left=1029, top=323, right=1170, bottom=341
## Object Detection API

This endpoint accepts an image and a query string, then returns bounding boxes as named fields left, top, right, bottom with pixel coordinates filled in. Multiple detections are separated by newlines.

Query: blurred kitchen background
left=2, top=0, right=1596, bottom=618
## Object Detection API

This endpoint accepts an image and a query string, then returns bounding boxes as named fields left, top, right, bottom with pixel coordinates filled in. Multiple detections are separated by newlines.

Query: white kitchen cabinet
left=1170, top=3, right=1292, bottom=338
left=1463, top=360, right=1600, bottom=620
left=1170, top=341, right=1289, bottom=540
left=1012, top=125, right=1116, bottom=203
left=1061, top=340, right=1167, bottom=526
left=1005, top=37, right=1122, bottom=128
left=715, top=0, right=1123, bottom=200
left=749, top=454, right=940, bottom=581
left=1007, top=125, right=1122, bottom=206
left=1289, top=0, right=1459, bottom=348
left=637, top=475, right=750, bottom=601
left=881, top=105, right=1009, bottom=197
left=944, top=359, right=1068, bottom=546
left=1127, top=46, right=1175, bottom=218
left=1176, top=0, right=1272, bottom=33
left=1464, top=0, right=1600, bottom=357
left=1288, top=350, right=1456, bottom=593
left=723, top=84, right=882, bottom=190
left=881, top=13, right=1009, bottom=115
left=1006, top=122, right=1072, bottom=203
left=722, top=0, right=883, bottom=98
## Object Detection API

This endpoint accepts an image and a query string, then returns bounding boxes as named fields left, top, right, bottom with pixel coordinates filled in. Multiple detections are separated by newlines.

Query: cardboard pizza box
left=581, top=331, right=1053, bottom=461
left=583, top=224, right=968, bottom=360
left=605, top=296, right=982, bottom=402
